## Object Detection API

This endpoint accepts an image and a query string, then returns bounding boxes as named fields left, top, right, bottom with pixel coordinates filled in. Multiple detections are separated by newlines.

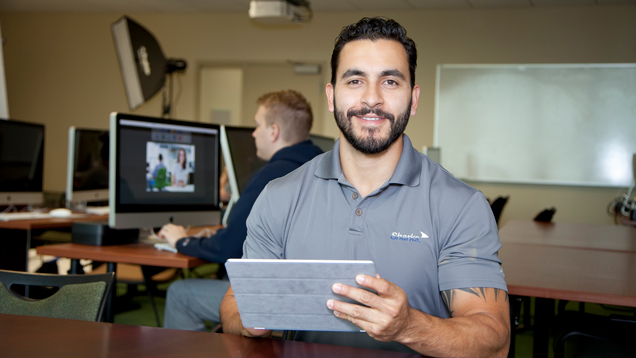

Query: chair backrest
left=490, top=196, right=509, bottom=225
left=534, top=207, right=556, bottom=222
left=0, top=270, right=114, bottom=322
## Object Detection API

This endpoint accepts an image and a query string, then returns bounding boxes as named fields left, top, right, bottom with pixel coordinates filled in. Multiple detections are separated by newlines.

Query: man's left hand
left=327, top=274, right=414, bottom=343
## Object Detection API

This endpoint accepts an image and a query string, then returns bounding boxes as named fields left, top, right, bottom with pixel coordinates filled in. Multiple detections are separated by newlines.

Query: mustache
left=346, top=107, right=395, bottom=122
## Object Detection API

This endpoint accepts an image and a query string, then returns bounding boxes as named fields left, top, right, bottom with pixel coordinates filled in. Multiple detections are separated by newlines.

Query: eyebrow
left=340, top=68, right=406, bottom=81
left=380, top=69, right=406, bottom=80
left=341, top=69, right=365, bottom=79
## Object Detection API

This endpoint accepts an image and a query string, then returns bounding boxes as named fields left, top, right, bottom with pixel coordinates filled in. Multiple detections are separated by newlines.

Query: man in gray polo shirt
left=221, top=17, right=510, bottom=357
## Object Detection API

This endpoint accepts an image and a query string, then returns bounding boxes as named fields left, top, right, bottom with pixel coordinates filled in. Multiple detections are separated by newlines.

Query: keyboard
left=85, top=206, right=110, bottom=215
left=0, top=212, right=52, bottom=221
left=154, top=243, right=178, bottom=253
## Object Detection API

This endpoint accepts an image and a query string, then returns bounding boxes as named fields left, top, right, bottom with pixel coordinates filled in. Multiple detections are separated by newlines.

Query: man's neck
left=339, top=134, right=403, bottom=198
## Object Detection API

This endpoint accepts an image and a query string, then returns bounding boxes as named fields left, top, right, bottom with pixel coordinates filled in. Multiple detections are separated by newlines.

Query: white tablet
left=225, top=259, right=376, bottom=332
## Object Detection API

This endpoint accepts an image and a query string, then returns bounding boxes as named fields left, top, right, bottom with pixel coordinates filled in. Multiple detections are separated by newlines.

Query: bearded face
left=334, top=97, right=411, bottom=155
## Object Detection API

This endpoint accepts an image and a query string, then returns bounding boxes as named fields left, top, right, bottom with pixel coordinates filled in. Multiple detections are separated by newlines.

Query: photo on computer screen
left=146, top=142, right=195, bottom=193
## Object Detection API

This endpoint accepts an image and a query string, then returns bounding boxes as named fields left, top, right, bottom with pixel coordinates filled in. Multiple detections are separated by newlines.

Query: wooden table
left=0, top=314, right=424, bottom=358
left=36, top=242, right=207, bottom=268
left=37, top=242, right=207, bottom=322
left=499, top=220, right=636, bottom=357
left=0, top=214, right=108, bottom=271
left=499, top=219, right=636, bottom=253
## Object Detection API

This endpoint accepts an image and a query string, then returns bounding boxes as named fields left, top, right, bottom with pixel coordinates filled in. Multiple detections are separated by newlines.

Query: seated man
left=220, top=18, right=510, bottom=357
left=158, top=90, right=323, bottom=331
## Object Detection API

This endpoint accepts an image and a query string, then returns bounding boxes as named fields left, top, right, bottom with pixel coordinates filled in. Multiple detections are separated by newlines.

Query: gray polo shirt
left=242, top=134, right=506, bottom=352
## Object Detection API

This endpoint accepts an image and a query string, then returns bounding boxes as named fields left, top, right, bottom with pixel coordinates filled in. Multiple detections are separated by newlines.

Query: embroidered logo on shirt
left=390, top=231, right=427, bottom=243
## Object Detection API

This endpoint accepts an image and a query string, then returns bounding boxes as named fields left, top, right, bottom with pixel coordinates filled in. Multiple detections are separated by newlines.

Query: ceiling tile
left=532, top=0, right=595, bottom=6
left=309, top=0, right=359, bottom=12
left=468, top=0, right=531, bottom=8
left=597, top=0, right=636, bottom=4
left=404, top=0, right=471, bottom=9
left=344, top=0, right=414, bottom=11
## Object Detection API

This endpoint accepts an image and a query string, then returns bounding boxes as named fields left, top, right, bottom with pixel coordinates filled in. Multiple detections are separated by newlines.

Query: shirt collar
left=314, top=134, right=421, bottom=187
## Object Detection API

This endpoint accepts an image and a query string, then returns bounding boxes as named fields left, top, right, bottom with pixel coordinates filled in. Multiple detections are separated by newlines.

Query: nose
left=252, top=129, right=256, bottom=138
left=361, top=83, right=383, bottom=108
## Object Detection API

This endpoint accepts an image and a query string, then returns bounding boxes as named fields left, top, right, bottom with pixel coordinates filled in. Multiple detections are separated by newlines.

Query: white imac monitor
left=309, top=134, right=335, bottom=152
left=220, top=125, right=266, bottom=226
left=0, top=119, right=44, bottom=205
left=109, top=113, right=221, bottom=229
left=65, top=127, right=109, bottom=205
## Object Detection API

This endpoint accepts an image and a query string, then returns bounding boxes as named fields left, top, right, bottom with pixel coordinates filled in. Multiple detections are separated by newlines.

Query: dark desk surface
left=0, top=214, right=108, bottom=231
left=499, top=219, right=636, bottom=253
left=36, top=242, right=207, bottom=268
left=500, top=241, right=636, bottom=307
left=0, top=314, right=423, bottom=358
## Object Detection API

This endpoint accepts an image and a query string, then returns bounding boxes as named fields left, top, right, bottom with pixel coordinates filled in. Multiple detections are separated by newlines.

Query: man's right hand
left=157, top=223, right=188, bottom=248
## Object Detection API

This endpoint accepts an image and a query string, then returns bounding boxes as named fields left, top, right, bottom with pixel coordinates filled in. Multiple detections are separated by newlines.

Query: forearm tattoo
left=441, top=288, right=508, bottom=315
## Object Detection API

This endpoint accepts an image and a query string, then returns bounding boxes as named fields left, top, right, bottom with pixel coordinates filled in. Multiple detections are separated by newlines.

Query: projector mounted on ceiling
left=249, top=0, right=312, bottom=24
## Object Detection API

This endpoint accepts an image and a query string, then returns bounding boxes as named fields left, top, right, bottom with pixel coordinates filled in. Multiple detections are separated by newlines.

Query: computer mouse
left=49, top=208, right=73, bottom=218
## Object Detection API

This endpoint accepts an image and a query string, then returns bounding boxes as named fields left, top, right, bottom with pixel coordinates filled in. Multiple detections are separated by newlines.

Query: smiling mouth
left=358, top=116, right=384, bottom=121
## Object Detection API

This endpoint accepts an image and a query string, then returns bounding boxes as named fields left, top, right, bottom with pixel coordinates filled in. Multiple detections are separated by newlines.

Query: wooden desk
left=37, top=242, right=207, bottom=322
left=499, top=221, right=636, bottom=357
left=0, top=214, right=108, bottom=231
left=499, top=219, right=636, bottom=253
left=0, top=314, right=423, bottom=358
left=36, top=242, right=207, bottom=268
left=0, top=214, right=108, bottom=271
left=501, top=242, right=636, bottom=307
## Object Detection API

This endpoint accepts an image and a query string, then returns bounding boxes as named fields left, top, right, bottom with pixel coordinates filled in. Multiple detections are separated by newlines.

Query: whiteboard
left=434, top=64, right=636, bottom=187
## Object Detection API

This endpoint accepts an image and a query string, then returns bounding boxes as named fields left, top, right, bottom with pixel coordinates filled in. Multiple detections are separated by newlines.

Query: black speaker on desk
left=72, top=221, right=139, bottom=246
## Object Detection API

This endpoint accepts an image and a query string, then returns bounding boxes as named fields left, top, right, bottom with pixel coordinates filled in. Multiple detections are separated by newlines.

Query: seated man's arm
left=328, top=275, right=509, bottom=358
left=220, top=285, right=272, bottom=338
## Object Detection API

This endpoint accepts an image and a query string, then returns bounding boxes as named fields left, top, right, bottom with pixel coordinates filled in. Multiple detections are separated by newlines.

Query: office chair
left=489, top=196, right=509, bottom=226
left=554, top=311, right=636, bottom=358
left=0, top=269, right=114, bottom=322
left=534, top=207, right=556, bottom=222
left=91, top=263, right=180, bottom=327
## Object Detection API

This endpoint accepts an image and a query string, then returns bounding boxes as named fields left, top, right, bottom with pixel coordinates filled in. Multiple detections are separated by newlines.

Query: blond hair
left=257, top=90, right=313, bottom=144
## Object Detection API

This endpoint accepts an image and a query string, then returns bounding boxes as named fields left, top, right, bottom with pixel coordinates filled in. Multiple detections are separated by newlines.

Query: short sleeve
left=437, top=191, right=507, bottom=292
left=242, top=185, right=285, bottom=259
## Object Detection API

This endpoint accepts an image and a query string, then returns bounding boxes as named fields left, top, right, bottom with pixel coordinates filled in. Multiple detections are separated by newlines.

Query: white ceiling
left=0, top=0, right=634, bottom=13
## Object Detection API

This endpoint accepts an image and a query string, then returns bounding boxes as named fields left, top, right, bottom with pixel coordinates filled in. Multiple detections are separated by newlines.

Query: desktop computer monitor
left=309, top=134, right=336, bottom=153
left=66, top=127, right=109, bottom=205
left=220, top=125, right=266, bottom=225
left=109, top=113, right=221, bottom=229
left=0, top=119, right=45, bottom=205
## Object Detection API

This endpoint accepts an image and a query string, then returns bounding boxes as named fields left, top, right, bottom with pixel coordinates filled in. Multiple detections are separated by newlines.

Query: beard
left=334, top=97, right=411, bottom=155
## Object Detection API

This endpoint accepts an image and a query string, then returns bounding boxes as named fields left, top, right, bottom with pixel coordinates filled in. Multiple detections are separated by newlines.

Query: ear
left=269, top=123, right=280, bottom=143
left=326, top=83, right=335, bottom=113
left=410, top=85, right=421, bottom=116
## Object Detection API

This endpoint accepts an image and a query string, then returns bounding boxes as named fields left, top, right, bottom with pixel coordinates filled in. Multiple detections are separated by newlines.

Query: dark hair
left=178, top=148, right=186, bottom=170
left=158, top=153, right=163, bottom=161
left=330, top=17, right=417, bottom=88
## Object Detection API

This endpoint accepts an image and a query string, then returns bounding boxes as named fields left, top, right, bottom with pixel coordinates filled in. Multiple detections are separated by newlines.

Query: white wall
left=1, top=6, right=635, bottom=225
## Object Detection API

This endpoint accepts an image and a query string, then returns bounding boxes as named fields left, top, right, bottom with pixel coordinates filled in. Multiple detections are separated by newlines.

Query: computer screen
left=0, top=119, right=45, bottom=205
left=109, top=113, right=221, bottom=229
left=219, top=125, right=266, bottom=226
left=309, top=134, right=336, bottom=153
left=66, top=127, right=109, bottom=204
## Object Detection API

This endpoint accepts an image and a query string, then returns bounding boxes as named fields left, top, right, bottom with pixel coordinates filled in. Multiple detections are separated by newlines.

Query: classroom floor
left=111, top=281, right=636, bottom=358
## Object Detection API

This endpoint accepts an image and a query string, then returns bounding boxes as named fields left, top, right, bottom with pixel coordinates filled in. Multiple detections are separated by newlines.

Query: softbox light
left=111, top=16, right=168, bottom=111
